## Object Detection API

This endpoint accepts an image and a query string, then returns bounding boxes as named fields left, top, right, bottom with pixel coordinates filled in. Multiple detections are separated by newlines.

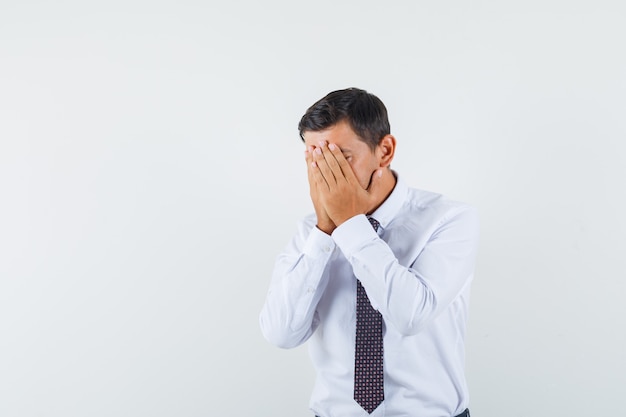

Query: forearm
left=347, top=241, right=473, bottom=335
left=259, top=224, right=334, bottom=348
left=333, top=210, right=479, bottom=336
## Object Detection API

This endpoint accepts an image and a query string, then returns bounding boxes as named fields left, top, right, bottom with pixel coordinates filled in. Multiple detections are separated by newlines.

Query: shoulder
left=399, top=187, right=479, bottom=231
left=409, top=187, right=476, bottom=213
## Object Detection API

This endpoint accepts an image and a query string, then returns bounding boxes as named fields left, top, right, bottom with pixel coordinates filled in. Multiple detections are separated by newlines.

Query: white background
left=1, top=1, right=625, bottom=416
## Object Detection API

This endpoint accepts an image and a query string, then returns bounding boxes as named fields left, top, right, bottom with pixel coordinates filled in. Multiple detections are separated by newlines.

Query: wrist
left=316, top=222, right=336, bottom=235
left=331, top=212, right=360, bottom=228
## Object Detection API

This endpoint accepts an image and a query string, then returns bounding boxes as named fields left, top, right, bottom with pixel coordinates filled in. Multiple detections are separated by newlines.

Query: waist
left=315, top=409, right=470, bottom=417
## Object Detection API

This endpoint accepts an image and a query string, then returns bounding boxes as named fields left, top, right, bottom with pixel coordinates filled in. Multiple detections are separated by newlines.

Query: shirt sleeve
left=332, top=207, right=480, bottom=336
left=259, top=220, right=336, bottom=348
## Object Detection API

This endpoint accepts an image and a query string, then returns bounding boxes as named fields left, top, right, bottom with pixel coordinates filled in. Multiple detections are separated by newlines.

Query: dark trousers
left=315, top=408, right=470, bottom=417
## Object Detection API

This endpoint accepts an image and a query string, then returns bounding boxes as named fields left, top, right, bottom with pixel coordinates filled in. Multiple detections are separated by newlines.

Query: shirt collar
left=369, top=170, right=408, bottom=230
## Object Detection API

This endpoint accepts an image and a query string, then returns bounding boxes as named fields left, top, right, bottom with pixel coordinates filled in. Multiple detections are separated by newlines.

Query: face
left=303, top=120, right=381, bottom=190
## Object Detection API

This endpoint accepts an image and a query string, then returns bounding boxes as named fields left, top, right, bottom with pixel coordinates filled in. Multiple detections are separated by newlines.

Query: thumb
left=367, top=168, right=384, bottom=193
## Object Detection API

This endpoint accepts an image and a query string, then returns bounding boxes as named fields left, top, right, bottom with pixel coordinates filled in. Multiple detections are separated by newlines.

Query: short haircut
left=298, top=88, right=390, bottom=150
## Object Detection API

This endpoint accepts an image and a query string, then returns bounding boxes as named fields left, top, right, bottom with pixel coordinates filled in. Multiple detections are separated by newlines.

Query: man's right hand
left=305, top=146, right=336, bottom=235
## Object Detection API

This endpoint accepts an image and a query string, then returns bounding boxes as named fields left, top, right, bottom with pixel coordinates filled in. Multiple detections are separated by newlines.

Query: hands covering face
left=305, top=141, right=382, bottom=234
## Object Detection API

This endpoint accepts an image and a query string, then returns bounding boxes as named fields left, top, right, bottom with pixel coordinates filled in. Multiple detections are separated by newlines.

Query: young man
left=260, top=88, right=479, bottom=417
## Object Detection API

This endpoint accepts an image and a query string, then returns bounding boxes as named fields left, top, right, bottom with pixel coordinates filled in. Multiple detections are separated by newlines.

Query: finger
left=305, top=148, right=316, bottom=185
left=305, top=146, right=316, bottom=168
left=312, top=144, right=337, bottom=186
left=327, top=142, right=359, bottom=185
left=305, top=147, right=327, bottom=190
left=307, top=147, right=332, bottom=190
left=311, top=159, right=330, bottom=190
left=366, top=168, right=384, bottom=192
left=319, top=141, right=349, bottom=183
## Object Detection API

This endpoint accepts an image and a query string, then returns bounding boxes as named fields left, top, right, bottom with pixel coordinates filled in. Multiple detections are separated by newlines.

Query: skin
left=303, top=119, right=397, bottom=234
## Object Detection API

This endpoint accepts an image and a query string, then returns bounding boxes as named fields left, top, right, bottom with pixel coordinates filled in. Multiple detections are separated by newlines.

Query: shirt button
left=323, top=246, right=331, bottom=253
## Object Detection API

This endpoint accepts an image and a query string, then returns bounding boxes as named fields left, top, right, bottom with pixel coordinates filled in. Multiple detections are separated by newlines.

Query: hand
left=309, top=141, right=383, bottom=226
left=305, top=146, right=336, bottom=234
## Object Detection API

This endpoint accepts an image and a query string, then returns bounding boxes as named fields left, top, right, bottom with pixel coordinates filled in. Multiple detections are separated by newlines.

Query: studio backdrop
left=0, top=1, right=624, bottom=416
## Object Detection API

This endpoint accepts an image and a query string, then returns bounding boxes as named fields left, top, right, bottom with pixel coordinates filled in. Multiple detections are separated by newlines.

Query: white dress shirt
left=260, top=174, right=480, bottom=417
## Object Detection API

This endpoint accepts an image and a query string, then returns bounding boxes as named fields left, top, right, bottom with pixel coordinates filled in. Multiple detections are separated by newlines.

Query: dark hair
left=298, top=88, right=390, bottom=150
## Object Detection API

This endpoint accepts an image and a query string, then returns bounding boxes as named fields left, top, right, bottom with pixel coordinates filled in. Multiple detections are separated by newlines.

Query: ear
left=376, top=134, right=396, bottom=168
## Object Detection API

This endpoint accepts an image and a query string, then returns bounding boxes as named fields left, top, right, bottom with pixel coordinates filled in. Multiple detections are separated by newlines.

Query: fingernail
left=329, top=143, right=336, bottom=151
left=318, top=140, right=326, bottom=147
left=311, top=161, right=317, bottom=167
left=314, top=148, right=322, bottom=155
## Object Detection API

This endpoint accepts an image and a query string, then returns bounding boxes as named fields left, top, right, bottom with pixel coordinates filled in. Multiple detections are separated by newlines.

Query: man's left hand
left=309, top=141, right=383, bottom=227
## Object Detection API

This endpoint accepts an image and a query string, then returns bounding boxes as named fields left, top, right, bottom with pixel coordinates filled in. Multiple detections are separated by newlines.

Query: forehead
left=303, top=120, right=366, bottom=150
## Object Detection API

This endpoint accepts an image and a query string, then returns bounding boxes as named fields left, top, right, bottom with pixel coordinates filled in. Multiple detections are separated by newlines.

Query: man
left=260, top=88, right=479, bottom=417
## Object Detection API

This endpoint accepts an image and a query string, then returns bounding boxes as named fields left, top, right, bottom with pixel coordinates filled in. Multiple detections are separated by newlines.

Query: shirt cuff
left=302, top=225, right=336, bottom=258
left=331, top=214, right=379, bottom=258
